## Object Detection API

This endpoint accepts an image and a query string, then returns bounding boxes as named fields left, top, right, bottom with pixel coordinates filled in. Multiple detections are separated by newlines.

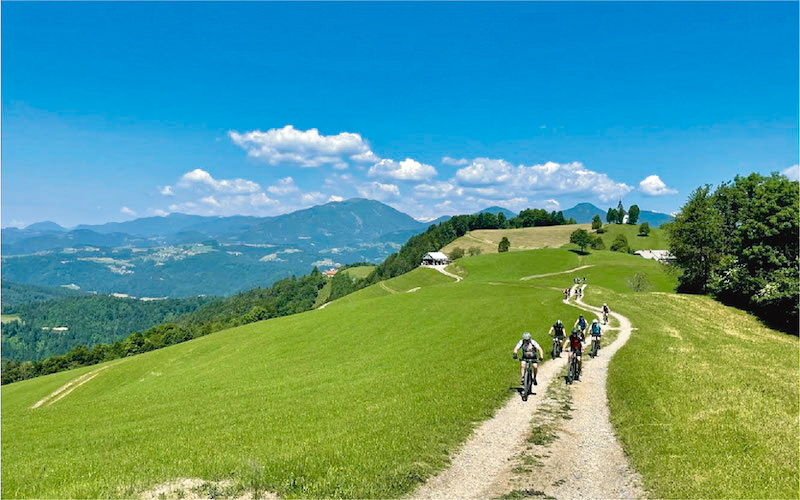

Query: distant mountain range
left=1, top=199, right=673, bottom=297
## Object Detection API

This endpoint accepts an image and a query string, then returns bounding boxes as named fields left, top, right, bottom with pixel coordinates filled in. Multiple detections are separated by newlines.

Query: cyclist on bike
left=589, top=318, right=602, bottom=352
left=602, top=303, right=610, bottom=324
left=548, top=319, right=566, bottom=357
left=574, top=314, right=588, bottom=341
left=562, top=327, right=582, bottom=380
left=512, top=331, right=544, bottom=387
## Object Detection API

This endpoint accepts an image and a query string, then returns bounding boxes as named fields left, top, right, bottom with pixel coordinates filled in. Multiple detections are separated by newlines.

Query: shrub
left=590, top=235, right=605, bottom=250
left=449, top=247, right=465, bottom=260
left=468, top=247, right=482, bottom=256
left=498, top=237, right=510, bottom=253
left=591, top=215, right=602, bottom=231
left=610, top=234, right=629, bottom=253
left=639, top=222, right=651, bottom=236
left=569, top=229, right=592, bottom=252
left=627, top=272, right=652, bottom=292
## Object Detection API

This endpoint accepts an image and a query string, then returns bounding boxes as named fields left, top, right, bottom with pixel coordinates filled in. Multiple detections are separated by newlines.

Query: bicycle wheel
left=523, top=370, right=531, bottom=401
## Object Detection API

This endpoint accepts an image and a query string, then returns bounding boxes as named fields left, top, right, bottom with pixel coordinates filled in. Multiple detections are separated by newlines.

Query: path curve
left=410, top=283, right=643, bottom=499
left=519, top=264, right=595, bottom=281
left=428, top=264, right=463, bottom=282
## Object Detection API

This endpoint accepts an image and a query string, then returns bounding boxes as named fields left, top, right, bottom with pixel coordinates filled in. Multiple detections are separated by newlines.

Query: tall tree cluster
left=667, top=173, right=799, bottom=334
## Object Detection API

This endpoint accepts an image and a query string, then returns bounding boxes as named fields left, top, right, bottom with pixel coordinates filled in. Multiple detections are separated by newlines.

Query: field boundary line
left=519, top=264, right=595, bottom=281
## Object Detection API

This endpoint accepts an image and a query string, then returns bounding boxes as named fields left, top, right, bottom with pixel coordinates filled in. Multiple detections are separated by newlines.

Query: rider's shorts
left=521, top=356, right=538, bottom=364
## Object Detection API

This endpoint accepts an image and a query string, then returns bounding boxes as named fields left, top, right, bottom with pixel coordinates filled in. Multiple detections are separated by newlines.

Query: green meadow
left=596, top=223, right=669, bottom=251
left=3, top=243, right=796, bottom=499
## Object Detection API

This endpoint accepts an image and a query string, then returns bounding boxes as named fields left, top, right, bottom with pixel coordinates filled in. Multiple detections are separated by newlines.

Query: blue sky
left=2, top=2, right=797, bottom=228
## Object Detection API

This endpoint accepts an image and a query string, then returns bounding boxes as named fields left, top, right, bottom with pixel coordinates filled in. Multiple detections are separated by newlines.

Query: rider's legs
left=520, top=360, right=527, bottom=385
left=532, top=361, right=538, bottom=384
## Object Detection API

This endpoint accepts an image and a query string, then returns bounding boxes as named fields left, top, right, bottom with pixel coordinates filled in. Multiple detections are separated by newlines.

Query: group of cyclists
left=512, top=300, right=611, bottom=390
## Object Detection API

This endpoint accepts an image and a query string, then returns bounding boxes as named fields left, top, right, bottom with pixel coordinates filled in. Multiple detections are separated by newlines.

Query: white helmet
left=592, top=319, right=598, bottom=324
left=603, top=303, right=607, bottom=306
left=522, top=331, right=531, bottom=340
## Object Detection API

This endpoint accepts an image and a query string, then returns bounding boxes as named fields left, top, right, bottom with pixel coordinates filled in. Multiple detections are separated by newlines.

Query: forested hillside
left=1, top=294, right=211, bottom=361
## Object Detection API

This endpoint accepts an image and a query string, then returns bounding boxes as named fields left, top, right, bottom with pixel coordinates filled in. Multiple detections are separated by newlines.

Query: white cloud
left=639, top=175, right=678, bottom=196
left=442, top=156, right=469, bottom=166
left=782, top=164, right=799, bottom=182
left=267, top=177, right=300, bottom=196
left=120, top=206, right=136, bottom=216
left=357, top=182, right=400, bottom=201
left=368, top=158, right=437, bottom=181
left=455, top=158, right=514, bottom=185
left=328, top=195, right=344, bottom=202
left=159, top=185, right=174, bottom=196
left=300, top=192, right=327, bottom=205
left=201, top=196, right=221, bottom=207
left=228, top=125, right=377, bottom=169
left=153, top=209, right=169, bottom=217
left=414, top=181, right=463, bottom=199
left=544, top=199, right=560, bottom=210
left=178, top=169, right=261, bottom=193
left=453, top=159, right=631, bottom=202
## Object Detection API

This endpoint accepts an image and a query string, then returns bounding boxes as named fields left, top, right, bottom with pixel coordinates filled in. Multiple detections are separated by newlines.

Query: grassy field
left=341, top=265, right=376, bottom=280
left=3, top=247, right=795, bottom=499
left=584, top=286, right=800, bottom=498
left=1, top=259, right=582, bottom=499
left=596, top=223, right=668, bottom=251
left=1, top=314, right=21, bottom=324
left=440, top=224, right=592, bottom=256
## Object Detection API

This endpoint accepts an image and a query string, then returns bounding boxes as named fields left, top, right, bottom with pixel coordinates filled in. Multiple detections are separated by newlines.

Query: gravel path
left=410, top=284, right=644, bottom=500
left=428, top=264, right=463, bottom=282
left=519, top=264, right=595, bottom=281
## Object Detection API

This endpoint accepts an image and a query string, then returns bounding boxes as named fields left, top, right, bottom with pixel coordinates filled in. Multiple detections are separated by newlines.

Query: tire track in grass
left=519, top=265, right=595, bottom=281
left=411, top=283, right=644, bottom=499
left=31, top=365, right=111, bottom=409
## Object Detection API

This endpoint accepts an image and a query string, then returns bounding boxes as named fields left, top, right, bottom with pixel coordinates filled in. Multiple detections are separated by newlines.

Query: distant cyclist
left=589, top=318, right=602, bottom=352
left=563, top=288, right=570, bottom=300
left=513, top=332, right=544, bottom=387
left=602, top=303, right=610, bottom=324
left=563, top=327, right=583, bottom=380
left=548, top=319, right=566, bottom=357
left=574, top=314, right=588, bottom=340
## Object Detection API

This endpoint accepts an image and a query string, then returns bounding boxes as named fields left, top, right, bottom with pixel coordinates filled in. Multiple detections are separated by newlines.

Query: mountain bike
left=551, top=336, right=563, bottom=359
left=590, top=335, right=600, bottom=358
left=513, top=357, right=537, bottom=401
left=603, top=311, right=609, bottom=325
left=566, top=351, right=581, bottom=385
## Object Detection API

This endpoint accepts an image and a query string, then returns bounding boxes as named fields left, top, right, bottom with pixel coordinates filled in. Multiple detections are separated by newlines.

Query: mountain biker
left=602, top=303, right=610, bottom=324
left=589, top=318, right=602, bottom=351
left=512, top=332, right=544, bottom=387
left=548, top=319, right=566, bottom=357
left=563, top=288, right=570, bottom=300
left=562, top=327, right=582, bottom=380
left=574, top=314, right=587, bottom=340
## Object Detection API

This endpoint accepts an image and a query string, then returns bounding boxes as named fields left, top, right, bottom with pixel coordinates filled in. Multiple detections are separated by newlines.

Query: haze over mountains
left=1, top=198, right=672, bottom=297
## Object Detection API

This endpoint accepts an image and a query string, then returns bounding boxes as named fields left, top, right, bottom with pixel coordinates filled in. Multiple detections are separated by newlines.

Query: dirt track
left=410, top=284, right=644, bottom=499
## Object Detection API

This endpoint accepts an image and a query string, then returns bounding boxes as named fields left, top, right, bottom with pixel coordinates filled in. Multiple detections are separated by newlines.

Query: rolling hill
left=562, top=202, right=673, bottom=227
left=1, top=247, right=797, bottom=499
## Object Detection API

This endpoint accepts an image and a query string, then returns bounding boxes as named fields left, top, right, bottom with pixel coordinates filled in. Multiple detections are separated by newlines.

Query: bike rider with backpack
left=562, top=327, right=583, bottom=380
left=589, top=318, right=602, bottom=354
left=574, top=314, right=588, bottom=341
left=512, top=332, right=544, bottom=387
left=602, top=303, right=610, bottom=324
left=548, top=319, right=566, bottom=357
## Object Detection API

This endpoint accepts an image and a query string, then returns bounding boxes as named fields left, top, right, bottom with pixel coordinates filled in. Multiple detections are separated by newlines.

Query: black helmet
left=571, top=327, right=579, bottom=335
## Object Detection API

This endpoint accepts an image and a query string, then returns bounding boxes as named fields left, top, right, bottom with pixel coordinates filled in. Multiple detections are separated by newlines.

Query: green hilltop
left=3, top=245, right=797, bottom=499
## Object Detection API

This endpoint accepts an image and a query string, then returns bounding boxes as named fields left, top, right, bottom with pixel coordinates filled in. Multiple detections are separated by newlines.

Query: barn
left=420, top=251, right=450, bottom=266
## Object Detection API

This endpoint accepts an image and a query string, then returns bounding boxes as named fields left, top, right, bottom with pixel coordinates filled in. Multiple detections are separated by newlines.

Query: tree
left=610, top=234, right=629, bottom=253
left=569, top=229, right=592, bottom=253
left=449, top=247, right=465, bottom=260
left=566, top=217, right=577, bottom=225
left=590, top=235, right=605, bottom=250
left=591, top=215, right=602, bottom=231
left=628, top=205, right=640, bottom=225
left=606, top=208, right=618, bottom=224
left=468, top=247, right=482, bottom=256
left=616, top=201, right=626, bottom=224
left=639, top=222, right=651, bottom=236
left=497, top=212, right=509, bottom=229
left=498, top=237, right=510, bottom=253
left=667, top=185, right=724, bottom=293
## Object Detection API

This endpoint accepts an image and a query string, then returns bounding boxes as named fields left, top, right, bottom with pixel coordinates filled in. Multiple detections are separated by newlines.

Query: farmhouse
left=324, top=268, right=338, bottom=277
left=421, top=251, right=450, bottom=266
